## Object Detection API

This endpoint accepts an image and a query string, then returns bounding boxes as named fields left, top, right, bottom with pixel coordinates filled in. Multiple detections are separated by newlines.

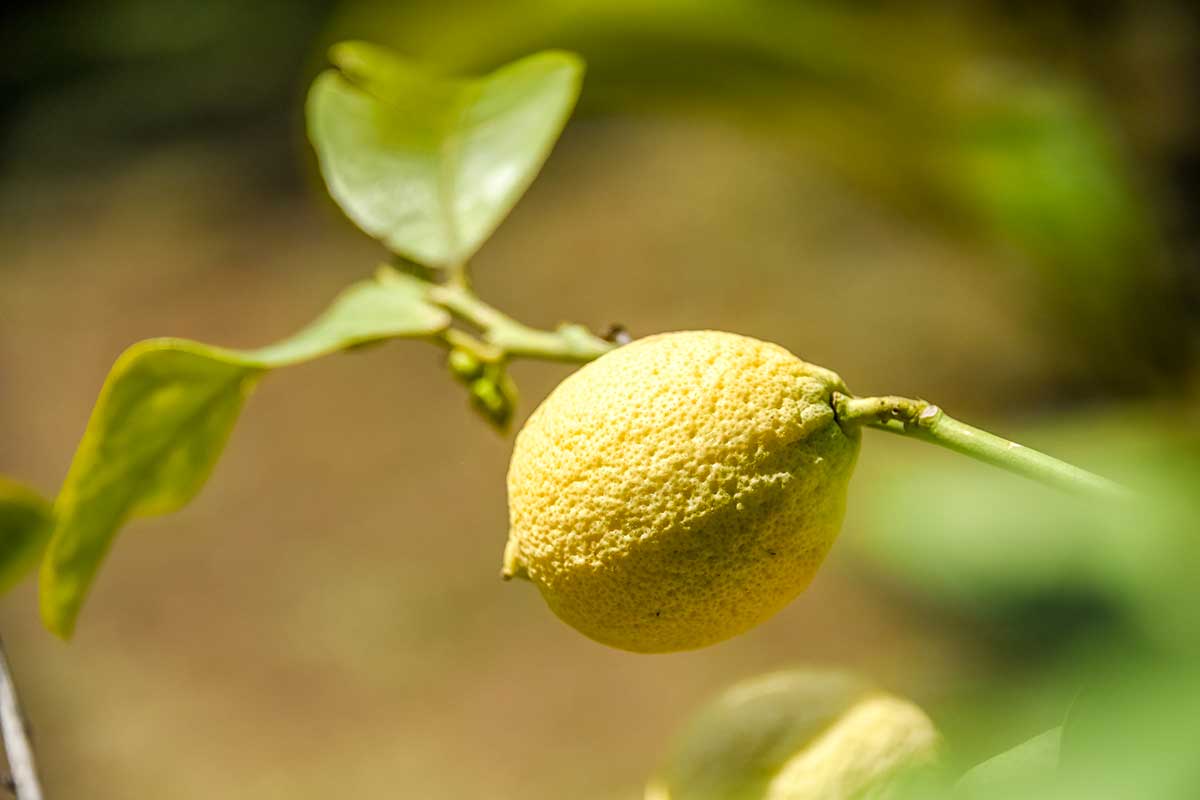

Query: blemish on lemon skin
left=504, top=330, right=861, bottom=653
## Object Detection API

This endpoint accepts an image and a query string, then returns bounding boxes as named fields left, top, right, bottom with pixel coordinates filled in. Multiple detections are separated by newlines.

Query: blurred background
left=1, top=1, right=1198, bottom=797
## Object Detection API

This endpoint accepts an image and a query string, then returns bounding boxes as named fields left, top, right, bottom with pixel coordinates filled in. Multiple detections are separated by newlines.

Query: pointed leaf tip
left=39, top=270, right=449, bottom=637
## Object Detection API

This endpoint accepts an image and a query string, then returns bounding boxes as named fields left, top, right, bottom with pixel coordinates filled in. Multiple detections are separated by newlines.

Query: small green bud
left=468, top=364, right=518, bottom=432
left=447, top=348, right=485, bottom=382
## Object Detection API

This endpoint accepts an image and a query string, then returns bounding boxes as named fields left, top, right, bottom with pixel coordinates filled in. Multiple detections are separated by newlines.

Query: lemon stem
left=428, top=284, right=614, bottom=363
left=422, top=279, right=1127, bottom=502
left=832, top=393, right=1130, bottom=500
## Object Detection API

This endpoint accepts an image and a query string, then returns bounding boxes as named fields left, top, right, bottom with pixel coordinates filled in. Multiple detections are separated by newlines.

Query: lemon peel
left=503, top=330, right=860, bottom=653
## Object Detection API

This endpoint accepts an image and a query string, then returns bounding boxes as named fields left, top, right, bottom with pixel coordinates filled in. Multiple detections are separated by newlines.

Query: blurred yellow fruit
left=646, top=669, right=942, bottom=800
left=503, top=330, right=860, bottom=652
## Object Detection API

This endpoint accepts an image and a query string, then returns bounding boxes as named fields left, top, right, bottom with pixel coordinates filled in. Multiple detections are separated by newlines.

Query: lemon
left=503, top=330, right=860, bottom=653
left=645, top=669, right=942, bottom=800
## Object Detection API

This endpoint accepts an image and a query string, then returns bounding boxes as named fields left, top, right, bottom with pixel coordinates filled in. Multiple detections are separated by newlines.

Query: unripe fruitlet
left=503, top=331, right=860, bottom=653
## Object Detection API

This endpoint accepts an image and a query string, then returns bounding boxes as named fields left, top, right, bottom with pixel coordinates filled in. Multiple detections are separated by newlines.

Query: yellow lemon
left=645, top=669, right=942, bottom=800
left=503, top=331, right=860, bottom=653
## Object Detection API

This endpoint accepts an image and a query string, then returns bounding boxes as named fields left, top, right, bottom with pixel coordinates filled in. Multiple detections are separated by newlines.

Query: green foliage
left=42, top=341, right=260, bottom=639
left=0, top=478, right=53, bottom=594
left=324, top=0, right=1184, bottom=386
left=40, top=268, right=449, bottom=637
left=850, top=411, right=1200, bottom=799
left=850, top=411, right=1200, bottom=640
left=956, top=728, right=1061, bottom=799
left=307, top=41, right=583, bottom=267
left=35, top=41, right=596, bottom=637
left=247, top=267, right=451, bottom=364
left=1054, top=655, right=1200, bottom=800
left=935, top=83, right=1172, bottom=380
left=940, top=652, right=1200, bottom=800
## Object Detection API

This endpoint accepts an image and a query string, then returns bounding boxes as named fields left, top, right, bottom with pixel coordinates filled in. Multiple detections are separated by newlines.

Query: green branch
left=833, top=393, right=1130, bottom=500
left=428, top=284, right=614, bottom=363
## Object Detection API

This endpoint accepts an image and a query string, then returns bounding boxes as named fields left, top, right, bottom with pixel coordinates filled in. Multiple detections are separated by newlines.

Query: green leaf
left=307, top=41, right=583, bottom=267
left=848, top=410, right=1200, bottom=640
left=956, top=728, right=1061, bottom=799
left=0, top=478, right=53, bottom=594
left=1056, top=654, right=1200, bottom=800
left=244, top=266, right=451, bottom=366
left=41, top=269, right=449, bottom=638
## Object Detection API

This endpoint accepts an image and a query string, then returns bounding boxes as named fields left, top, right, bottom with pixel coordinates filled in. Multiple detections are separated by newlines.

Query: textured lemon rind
left=505, top=331, right=860, bottom=653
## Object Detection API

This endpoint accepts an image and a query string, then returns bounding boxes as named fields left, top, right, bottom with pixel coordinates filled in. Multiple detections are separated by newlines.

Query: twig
left=428, top=284, right=614, bottom=363
left=833, top=392, right=1130, bottom=500
left=0, top=637, right=44, bottom=800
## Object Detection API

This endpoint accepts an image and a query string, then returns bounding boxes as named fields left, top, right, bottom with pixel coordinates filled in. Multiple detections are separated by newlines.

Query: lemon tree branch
left=832, top=393, right=1130, bottom=500
left=429, top=284, right=614, bottom=363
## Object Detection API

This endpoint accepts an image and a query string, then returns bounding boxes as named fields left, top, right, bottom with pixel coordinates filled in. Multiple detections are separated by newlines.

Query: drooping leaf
left=307, top=41, right=583, bottom=267
left=41, top=268, right=449, bottom=638
left=0, top=478, right=53, bottom=594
